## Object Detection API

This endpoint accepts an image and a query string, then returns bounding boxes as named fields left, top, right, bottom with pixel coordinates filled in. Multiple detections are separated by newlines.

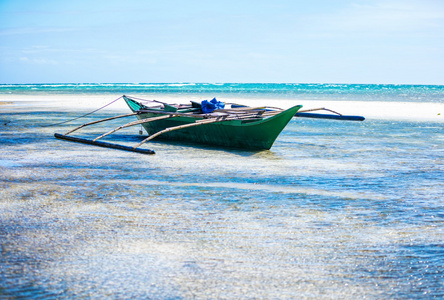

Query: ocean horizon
left=1, top=82, right=444, bottom=103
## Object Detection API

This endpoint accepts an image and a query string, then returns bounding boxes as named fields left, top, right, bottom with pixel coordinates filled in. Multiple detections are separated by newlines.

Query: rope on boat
left=124, top=95, right=167, bottom=105
left=42, top=96, right=123, bottom=127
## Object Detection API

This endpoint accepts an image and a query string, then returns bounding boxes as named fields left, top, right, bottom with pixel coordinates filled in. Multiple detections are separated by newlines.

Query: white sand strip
left=0, top=94, right=443, bottom=122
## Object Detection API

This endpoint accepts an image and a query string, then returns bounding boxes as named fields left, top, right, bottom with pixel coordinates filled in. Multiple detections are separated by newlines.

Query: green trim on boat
left=125, top=97, right=143, bottom=112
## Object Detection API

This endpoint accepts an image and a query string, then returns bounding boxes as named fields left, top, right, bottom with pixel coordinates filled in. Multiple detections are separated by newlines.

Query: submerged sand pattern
left=1, top=94, right=443, bottom=298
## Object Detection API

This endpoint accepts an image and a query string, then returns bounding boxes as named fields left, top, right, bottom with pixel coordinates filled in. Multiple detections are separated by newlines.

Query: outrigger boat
left=54, top=95, right=364, bottom=154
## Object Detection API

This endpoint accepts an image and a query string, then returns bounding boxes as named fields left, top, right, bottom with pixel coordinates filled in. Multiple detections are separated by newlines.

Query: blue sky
left=0, top=0, right=443, bottom=84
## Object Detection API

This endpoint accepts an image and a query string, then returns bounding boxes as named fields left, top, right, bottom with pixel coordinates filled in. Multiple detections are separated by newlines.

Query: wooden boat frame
left=54, top=95, right=364, bottom=154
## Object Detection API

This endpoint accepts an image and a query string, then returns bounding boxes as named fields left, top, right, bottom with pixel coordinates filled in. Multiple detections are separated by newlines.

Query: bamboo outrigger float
left=54, top=95, right=364, bottom=154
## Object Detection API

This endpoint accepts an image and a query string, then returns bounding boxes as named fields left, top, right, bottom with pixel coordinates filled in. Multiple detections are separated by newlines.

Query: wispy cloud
left=348, top=1, right=443, bottom=30
left=19, top=45, right=103, bottom=54
left=303, top=0, right=444, bottom=37
left=103, top=54, right=158, bottom=65
left=19, top=56, right=58, bottom=65
left=0, top=26, right=77, bottom=36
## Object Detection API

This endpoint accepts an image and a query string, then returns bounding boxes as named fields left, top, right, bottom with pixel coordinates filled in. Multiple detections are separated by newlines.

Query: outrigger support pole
left=92, top=115, right=174, bottom=141
left=54, top=133, right=155, bottom=154
left=295, top=108, right=365, bottom=121
left=62, top=112, right=140, bottom=135
left=54, top=112, right=167, bottom=155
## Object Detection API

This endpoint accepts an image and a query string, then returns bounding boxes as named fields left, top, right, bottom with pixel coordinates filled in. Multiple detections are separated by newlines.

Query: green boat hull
left=124, top=97, right=302, bottom=150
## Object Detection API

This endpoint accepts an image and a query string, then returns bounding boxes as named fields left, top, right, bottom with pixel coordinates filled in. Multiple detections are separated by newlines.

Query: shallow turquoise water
left=0, top=89, right=443, bottom=298
left=1, top=83, right=444, bottom=103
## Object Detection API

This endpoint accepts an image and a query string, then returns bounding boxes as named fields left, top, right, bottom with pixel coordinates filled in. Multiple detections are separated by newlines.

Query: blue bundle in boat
left=201, top=98, right=225, bottom=113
